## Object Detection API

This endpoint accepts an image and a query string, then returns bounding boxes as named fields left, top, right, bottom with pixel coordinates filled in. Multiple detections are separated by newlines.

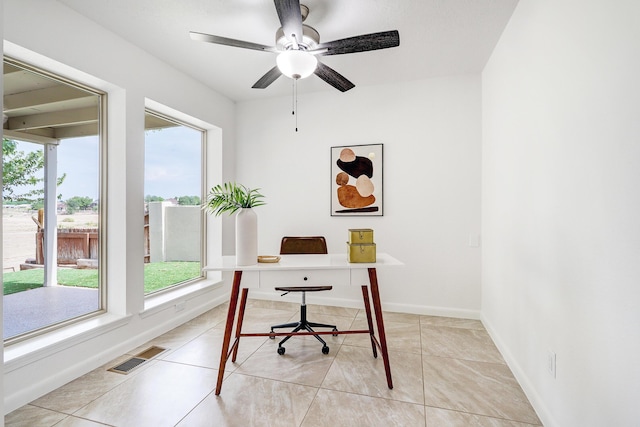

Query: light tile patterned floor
left=5, top=299, right=542, bottom=426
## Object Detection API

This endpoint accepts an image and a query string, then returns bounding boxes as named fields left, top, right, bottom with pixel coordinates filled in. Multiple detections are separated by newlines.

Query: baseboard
left=247, top=290, right=481, bottom=320
left=481, top=315, right=558, bottom=427
left=383, top=302, right=481, bottom=319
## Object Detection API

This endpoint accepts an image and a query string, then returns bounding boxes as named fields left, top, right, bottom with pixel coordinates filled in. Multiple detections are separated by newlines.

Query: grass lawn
left=143, top=262, right=201, bottom=294
left=3, top=262, right=201, bottom=295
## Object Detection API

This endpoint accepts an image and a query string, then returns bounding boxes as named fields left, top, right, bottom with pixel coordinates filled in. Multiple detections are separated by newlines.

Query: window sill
left=4, top=312, right=132, bottom=373
left=141, top=277, right=224, bottom=318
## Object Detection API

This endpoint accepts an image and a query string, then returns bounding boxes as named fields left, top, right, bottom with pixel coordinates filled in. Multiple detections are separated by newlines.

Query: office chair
left=270, top=236, right=338, bottom=355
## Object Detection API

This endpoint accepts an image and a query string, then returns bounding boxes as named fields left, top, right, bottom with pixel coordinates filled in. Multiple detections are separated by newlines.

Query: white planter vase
left=235, top=208, right=257, bottom=266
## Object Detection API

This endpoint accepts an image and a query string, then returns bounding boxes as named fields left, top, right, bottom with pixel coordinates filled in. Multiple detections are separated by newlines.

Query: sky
left=143, top=126, right=202, bottom=199
left=5, top=125, right=202, bottom=202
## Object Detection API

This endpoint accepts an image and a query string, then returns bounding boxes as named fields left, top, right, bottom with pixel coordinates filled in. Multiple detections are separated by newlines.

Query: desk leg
left=215, top=270, right=242, bottom=395
left=360, top=285, right=378, bottom=359
left=232, top=288, right=249, bottom=362
left=368, top=268, right=393, bottom=389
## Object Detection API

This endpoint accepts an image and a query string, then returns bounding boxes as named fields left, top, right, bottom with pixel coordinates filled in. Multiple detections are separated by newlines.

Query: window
left=2, top=58, right=105, bottom=341
left=143, top=110, right=204, bottom=295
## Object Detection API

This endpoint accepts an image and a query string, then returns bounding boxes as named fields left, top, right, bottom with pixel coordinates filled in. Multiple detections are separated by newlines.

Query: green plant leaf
left=203, top=182, right=266, bottom=216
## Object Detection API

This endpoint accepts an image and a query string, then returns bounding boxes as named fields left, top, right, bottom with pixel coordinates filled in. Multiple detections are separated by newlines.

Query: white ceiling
left=57, top=0, right=518, bottom=102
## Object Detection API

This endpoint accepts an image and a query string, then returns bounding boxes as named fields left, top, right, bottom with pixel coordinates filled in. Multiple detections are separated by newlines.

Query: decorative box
left=348, top=228, right=374, bottom=244
left=347, top=242, right=377, bottom=263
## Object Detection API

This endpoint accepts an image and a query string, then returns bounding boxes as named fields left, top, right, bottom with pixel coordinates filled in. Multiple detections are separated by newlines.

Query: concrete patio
left=3, top=286, right=100, bottom=339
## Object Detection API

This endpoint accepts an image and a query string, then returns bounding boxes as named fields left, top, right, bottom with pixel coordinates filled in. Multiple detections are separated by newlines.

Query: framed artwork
left=331, top=143, right=383, bottom=216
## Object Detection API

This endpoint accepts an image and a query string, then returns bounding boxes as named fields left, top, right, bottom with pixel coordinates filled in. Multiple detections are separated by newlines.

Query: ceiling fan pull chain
left=291, top=77, right=299, bottom=132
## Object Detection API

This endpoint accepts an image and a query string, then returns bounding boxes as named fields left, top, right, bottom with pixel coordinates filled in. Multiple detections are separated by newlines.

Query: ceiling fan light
left=276, top=50, right=317, bottom=80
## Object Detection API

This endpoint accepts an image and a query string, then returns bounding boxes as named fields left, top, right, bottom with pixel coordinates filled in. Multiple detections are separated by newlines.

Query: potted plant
left=203, top=182, right=266, bottom=216
left=203, top=182, right=266, bottom=265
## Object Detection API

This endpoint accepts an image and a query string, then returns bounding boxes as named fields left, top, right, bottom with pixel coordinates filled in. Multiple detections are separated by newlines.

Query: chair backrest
left=280, top=236, right=328, bottom=255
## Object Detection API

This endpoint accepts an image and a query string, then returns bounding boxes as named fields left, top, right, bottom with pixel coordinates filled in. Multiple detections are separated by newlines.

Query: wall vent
left=108, top=346, right=167, bottom=375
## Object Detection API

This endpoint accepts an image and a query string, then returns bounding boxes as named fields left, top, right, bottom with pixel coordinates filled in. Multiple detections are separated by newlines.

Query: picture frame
left=331, top=143, right=383, bottom=216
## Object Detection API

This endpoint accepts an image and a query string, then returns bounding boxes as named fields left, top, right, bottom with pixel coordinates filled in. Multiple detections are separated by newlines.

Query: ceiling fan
left=190, top=0, right=400, bottom=92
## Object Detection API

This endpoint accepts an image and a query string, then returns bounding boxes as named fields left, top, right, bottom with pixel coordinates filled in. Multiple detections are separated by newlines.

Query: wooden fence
left=36, top=228, right=98, bottom=265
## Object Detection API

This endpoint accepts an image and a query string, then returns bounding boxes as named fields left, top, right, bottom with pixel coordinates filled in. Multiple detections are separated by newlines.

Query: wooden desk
left=204, top=253, right=402, bottom=395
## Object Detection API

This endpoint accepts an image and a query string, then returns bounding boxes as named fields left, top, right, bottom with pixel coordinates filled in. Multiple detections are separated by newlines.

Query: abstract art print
left=331, top=143, right=383, bottom=216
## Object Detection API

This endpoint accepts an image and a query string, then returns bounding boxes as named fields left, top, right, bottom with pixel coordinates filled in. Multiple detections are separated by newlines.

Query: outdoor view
left=3, top=134, right=101, bottom=339
left=2, top=121, right=203, bottom=339
left=3, top=59, right=205, bottom=341
left=2, top=58, right=104, bottom=340
left=143, top=111, right=204, bottom=294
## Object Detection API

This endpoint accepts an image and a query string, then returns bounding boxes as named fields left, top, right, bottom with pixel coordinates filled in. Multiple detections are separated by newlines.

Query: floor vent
left=136, top=346, right=167, bottom=359
left=108, top=346, right=167, bottom=375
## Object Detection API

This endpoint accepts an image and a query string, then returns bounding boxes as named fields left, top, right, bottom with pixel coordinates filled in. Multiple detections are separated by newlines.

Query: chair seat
left=275, top=286, right=332, bottom=292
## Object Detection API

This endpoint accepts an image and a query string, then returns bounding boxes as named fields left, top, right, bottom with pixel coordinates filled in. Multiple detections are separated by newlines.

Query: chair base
left=270, top=304, right=337, bottom=354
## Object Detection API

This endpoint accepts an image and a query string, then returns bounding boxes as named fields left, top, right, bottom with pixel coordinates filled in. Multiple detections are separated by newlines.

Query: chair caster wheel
left=277, top=347, right=285, bottom=355
left=332, top=328, right=338, bottom=337
left=269, top=329, right=276, bottom=339
left=322, top=346, right=330, bottom=355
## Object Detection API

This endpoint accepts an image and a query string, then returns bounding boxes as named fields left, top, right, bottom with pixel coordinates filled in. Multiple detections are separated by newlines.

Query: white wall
left=482, top=1, right=640, bottom=426
left=236, top=76, right=482, bottom=316
left=2, top=0, right=235, bottom=412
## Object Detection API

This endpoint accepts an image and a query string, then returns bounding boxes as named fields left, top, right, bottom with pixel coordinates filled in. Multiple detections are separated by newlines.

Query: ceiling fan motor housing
left=276, top=25, right=319, bottom=51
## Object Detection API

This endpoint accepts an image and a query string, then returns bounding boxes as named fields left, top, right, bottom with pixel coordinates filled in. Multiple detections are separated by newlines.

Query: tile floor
left=5, top=299, right=542, bottom=426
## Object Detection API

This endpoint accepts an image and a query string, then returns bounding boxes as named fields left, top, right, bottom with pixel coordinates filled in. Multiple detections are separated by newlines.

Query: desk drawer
left=260, top=269, right=350, bottom=288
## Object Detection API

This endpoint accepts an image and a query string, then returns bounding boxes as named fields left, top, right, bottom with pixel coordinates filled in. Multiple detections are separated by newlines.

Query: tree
left=2, top=138, right=44, bottom=201
left=177, top=195, right=201, bottom=206
left=145, top=195, right=164, bottom=203
left=2, top=138, right=66, bottom=207
left=65, top=196, right=94, bottom=214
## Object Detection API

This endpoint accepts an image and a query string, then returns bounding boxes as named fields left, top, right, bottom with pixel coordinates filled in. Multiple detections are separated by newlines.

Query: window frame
left=142, top=108, right=207, bottom=297
left=2, top=56, right=108, bottom=344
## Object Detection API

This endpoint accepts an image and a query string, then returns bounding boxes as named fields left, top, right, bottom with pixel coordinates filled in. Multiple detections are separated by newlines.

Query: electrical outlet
left=547, top=351, right=557, bottom=378
left=175, top=301, right=186, bottom=312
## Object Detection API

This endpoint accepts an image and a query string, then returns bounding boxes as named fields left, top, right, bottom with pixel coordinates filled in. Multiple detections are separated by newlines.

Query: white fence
left=148, top=202, right=200, bottom=262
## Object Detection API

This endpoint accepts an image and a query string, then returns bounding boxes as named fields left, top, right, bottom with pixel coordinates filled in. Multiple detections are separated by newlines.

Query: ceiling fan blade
left=314, top=62, right=355, bottom=92
left=314, top=30, right=400, bottom=56
left=190, top=31, right=276, bottom=53
left=274, top=0, right=303, bottom=46
left=252, top=66, right=282, bottom=89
